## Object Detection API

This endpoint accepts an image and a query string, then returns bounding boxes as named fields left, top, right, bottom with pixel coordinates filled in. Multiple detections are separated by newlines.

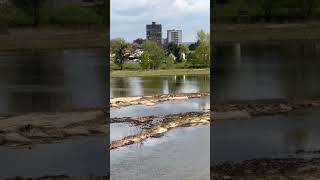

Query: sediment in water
left=0, top=110, right=107, bottom=147
left=110, top=112, right=209, bottom=150
left=110, top=97, right=320, bottom=150
left=110, top=93, right=210, bottom=108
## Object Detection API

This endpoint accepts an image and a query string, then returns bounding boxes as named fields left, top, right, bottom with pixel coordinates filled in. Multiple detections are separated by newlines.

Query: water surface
left=0, top=49, right=107, bottom=114
left=111, top=96, right=210, bottom=118
left=0, top=137, right=108, bottom=178
left=110, top=75, right=209, bottom=98
left=214, top=40, right=320, bottom=102
left=111, top=125, right=210, bottom=180
left=212, top=109, right=320, bottom=164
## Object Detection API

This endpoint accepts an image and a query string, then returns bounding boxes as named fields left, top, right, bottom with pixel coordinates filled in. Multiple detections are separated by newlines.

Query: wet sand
left=0, top=110, right=107, bottom=147
left=110, top=93, right=210, bottom=108
left=110, top=112, right=209, bottom=150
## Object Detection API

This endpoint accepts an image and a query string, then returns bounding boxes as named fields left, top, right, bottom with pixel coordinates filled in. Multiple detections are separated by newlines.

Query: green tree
left=167, top=43, right=189, bottom=63
left=111, top=38, right=131, bottom=70
left=12, top=0, right=46, bottom=27
left=194, top=30, right=210, bottom=68
left=188, top=43, right=198, bottom=51
left=178, top=44, right=189, bottom=62
left=188, top=52, right=198, bottom=68
left=111, top=38, right=127, bottom=53
left=166, top=55, right=175, bottom=69
left=139, top=51, right=151, bottom=70
left=167, top=42, right=179, bottom=61
left=142, top=41, right=165, bottom=69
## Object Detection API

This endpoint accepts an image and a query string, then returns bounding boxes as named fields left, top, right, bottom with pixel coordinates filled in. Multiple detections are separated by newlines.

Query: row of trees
left=110, top=30, right=210, bottom=70
left=1, top=0, right=108, bottom=27
left=246, top=0, right=318, bottom=20
left=217, top=0, right=319, bottom=22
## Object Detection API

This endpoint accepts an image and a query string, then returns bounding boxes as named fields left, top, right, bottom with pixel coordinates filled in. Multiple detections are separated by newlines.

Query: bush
left=139, top=52, right=151, bottom=70
left=165, top=55, right=175, bottom=69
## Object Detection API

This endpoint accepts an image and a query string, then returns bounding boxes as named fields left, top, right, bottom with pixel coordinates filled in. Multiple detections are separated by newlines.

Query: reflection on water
left=214, top=40, right=320, bottom=102
left=110, top=75, right=210, bottom=98
left=212, top=109, right=320, bottom=164
left=111, top=125, right=209, bottom=180
left=0, top=137, right=108, bottom=178
left=0, top=49, right=108, bottom=177
left=0, top=49, right=107, bottom=114
left=111, top=96, right=210, bottom=118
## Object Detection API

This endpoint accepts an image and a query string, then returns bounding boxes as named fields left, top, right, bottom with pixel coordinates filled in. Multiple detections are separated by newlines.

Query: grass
left=213, top=22, right=320, bottom=42
left=111, top=68, right=210, bottom=78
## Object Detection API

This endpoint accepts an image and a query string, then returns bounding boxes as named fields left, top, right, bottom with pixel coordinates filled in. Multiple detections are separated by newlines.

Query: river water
left=0, top=49, right=107, bottom=114
left=110, top=75, right=210, bottom=179
left=214, top=40, right=320, bottom=102
left=110, top=75, right=210, bottom=98
left=111, top=125, right=210, bottom=180
left=212, top=40, right=320, bottom=165
left=0, top=49, right=108, bottom=177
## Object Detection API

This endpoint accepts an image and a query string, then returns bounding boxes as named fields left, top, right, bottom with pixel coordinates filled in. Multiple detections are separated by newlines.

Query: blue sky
left=111, top=0, right=210, bottom=43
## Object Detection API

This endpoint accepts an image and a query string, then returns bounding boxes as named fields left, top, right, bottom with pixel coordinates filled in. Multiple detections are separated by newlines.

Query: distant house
left=128, top=49, right=143, bottom=63
left=45, top=0, right=97, bottom=8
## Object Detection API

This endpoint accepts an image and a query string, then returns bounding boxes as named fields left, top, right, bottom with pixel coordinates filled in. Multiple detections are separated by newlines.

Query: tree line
left=110, top=30, right=210, bottom=71
left=0, top=0, right=108, bottom=27
left=216, top=0, right=320, bottom=22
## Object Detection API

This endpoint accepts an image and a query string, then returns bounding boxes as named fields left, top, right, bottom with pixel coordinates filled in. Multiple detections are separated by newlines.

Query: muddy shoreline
left=211, top=158, right=320, bottom=179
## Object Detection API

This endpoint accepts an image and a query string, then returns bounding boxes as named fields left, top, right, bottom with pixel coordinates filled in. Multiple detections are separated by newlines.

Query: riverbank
left=110, top=69, right=210, bottom=78
left=0, top=110, right=107, bottom=147
left=214, top=22, right=320, bottom=43
left=0, top=27, right=106, bottom=50
left=212, top=158, right=320, bottom=179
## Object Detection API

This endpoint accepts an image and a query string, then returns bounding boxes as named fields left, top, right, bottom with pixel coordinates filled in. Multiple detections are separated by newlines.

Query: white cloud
left=111, top=0, right=210, bottom=42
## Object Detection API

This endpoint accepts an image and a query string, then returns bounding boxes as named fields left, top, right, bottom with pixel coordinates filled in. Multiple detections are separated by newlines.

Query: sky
left=111, top=0, right=210, bottom=43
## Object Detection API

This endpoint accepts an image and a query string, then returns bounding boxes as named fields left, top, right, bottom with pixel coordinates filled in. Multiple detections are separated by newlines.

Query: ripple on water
left=111, top=124, right=210, bottom=180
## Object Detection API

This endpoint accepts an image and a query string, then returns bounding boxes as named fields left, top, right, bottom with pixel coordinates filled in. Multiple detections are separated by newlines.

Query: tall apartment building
left=146, top=22, right=162, bottom=45
left=167, top=29, right=182, bottom=44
